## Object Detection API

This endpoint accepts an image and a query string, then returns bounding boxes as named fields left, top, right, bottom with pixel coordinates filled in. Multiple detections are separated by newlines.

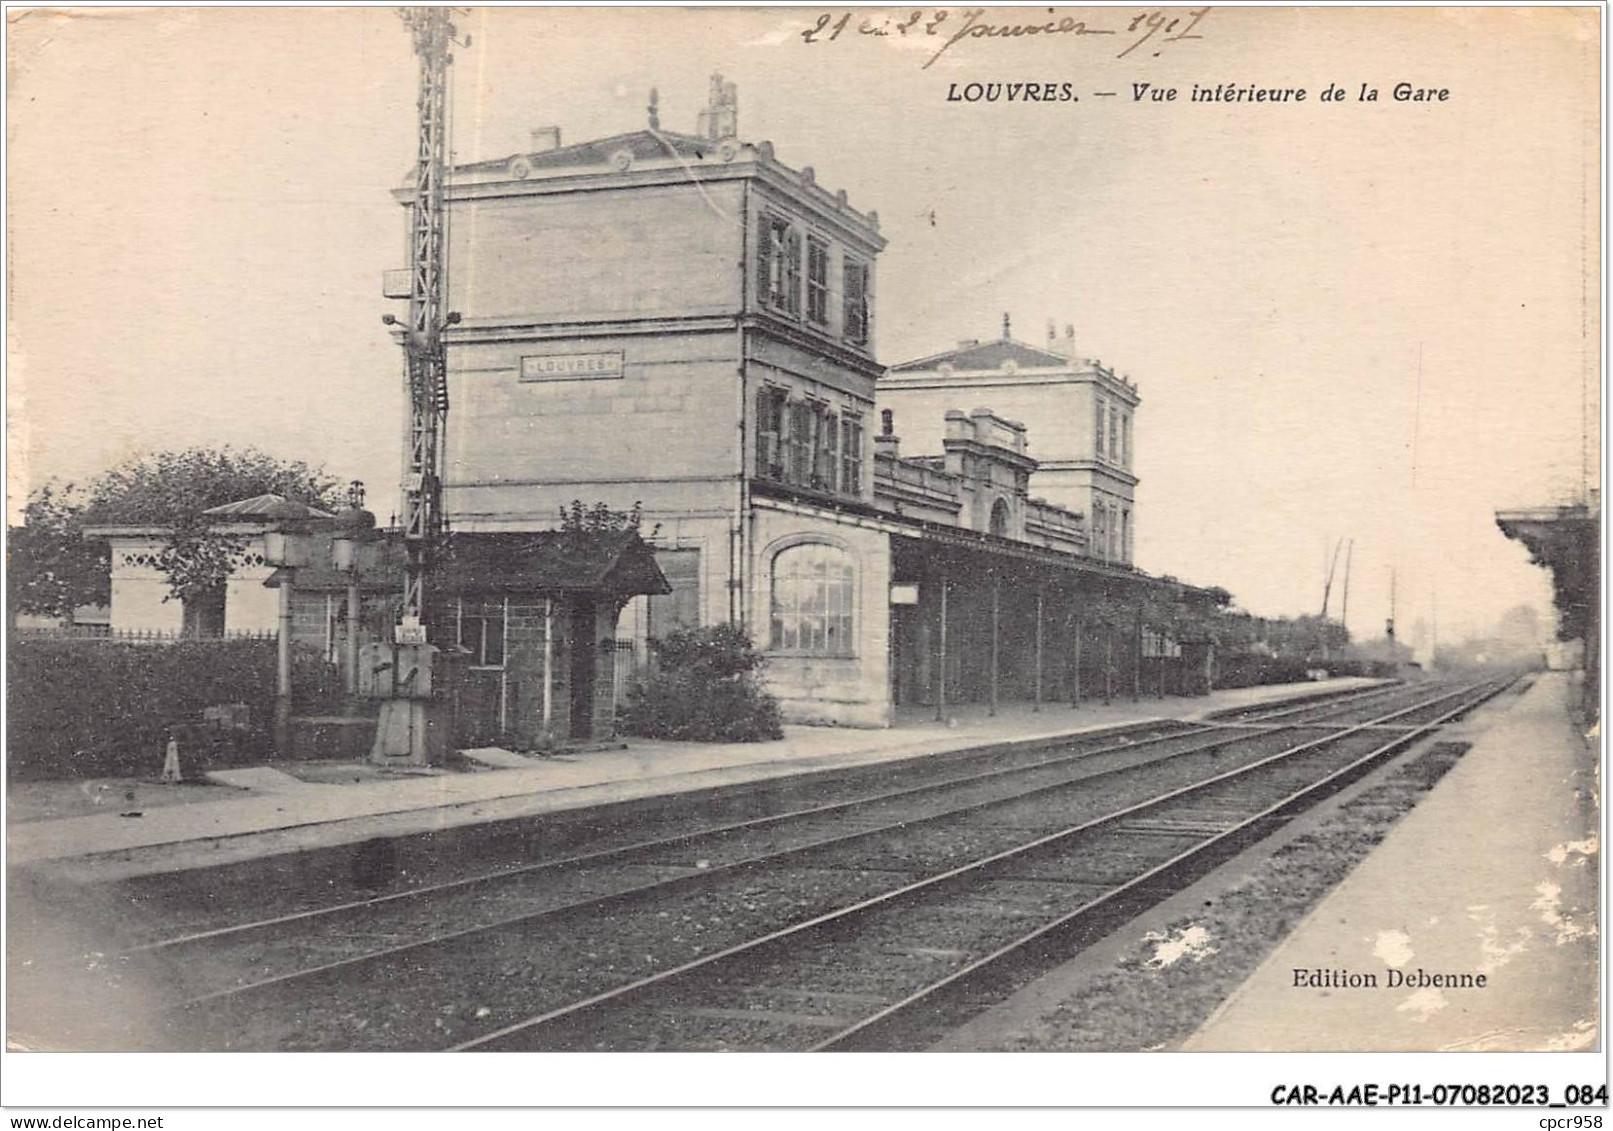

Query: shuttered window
left=806, top=237, right=830, bottom=324
left=756, top=386, right=787, bottom=480
left=758, top=214, right=800, bottom=314
left=840, top=415, right=864, bottom=495
left=843, top=260, right=869, bottom=344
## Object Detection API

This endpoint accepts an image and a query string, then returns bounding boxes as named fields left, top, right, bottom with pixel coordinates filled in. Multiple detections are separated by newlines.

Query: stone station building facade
left=399, top=77, right=1207, bottom=730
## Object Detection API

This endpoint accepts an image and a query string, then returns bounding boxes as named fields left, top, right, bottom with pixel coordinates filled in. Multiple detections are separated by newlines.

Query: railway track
left=461, top=677, right=1509, bottom=1052
left=9, top=679, right=1499, bottom=1052
left=143, top=688, right=1407, bottom=976
left=51, top=677, right=1407, bottom=953
left=24, top=677, right=1493, bottom=1051
left=39, top=683, right=1386, bottom=969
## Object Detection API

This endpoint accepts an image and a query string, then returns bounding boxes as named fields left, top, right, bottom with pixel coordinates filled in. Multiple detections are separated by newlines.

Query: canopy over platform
left=436, top=531, right=671, bottom=599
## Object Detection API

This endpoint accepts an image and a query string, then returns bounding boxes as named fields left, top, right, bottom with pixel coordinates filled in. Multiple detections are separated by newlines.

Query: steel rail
left=452, top=679, right=1492, bottom=1051
left=132, top=722, right=1207, bottom=957
left=132, top=680, right=1395, bottom=958
left=813, top=679, right=1508, bottom=1050
left=155, top=684, right=1433, bottom=1021
left=1214, top=679, right=1403, bottom=723
left=157, top=720, right=1301, bottom=1013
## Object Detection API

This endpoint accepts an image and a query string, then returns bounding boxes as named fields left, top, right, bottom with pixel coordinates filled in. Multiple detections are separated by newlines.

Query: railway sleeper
left=664, top=1006, right=855, bottom=1031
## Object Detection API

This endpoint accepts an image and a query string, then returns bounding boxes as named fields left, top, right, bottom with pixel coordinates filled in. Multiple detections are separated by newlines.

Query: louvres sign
left=520, top=351, right=625, bottom=382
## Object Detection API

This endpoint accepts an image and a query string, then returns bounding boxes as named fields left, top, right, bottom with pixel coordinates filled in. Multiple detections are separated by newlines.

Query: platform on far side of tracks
left=1181, top=670, right=1599, bottom=1052
left=6, top=678, right=1383, bottom=874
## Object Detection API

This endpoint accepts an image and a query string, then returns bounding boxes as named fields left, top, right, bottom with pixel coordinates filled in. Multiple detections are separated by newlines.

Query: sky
left=7, top=5, right=1600, bottom=642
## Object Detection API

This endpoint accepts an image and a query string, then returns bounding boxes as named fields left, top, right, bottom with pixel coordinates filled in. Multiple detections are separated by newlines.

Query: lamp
left=332, top=482, right=378, bottom=703
left=263, top=528, right=313, bottom=569
left=265, top=525, right=311, bottom=758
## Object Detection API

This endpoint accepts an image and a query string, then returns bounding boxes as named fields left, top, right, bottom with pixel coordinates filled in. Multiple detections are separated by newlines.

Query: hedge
left=1212, top=654, right=1399, bottom=689
left=620, top=625, right=784, bottom=743
left=7, top=637, right=344, bottom=779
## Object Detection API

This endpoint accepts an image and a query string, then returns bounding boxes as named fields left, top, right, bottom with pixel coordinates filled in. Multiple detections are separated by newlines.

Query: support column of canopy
left=935, top=562, right=949, bottom=723
left=1033, top=587, right=1044, bottom=712
left=1133, top=602, right=1143, bottom=703
left=988, top=571, right=1000, bottom=717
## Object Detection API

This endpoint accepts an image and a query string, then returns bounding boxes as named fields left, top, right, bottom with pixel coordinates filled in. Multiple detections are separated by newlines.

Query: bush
left=7, top=637, right=345, bottom=779
left=1212, top=654, right=1312, bottom=690
left=620, top=624, right=784, bottom=743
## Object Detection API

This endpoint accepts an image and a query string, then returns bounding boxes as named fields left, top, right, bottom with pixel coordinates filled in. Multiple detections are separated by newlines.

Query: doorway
left=568, top=598, right=597, bottom=739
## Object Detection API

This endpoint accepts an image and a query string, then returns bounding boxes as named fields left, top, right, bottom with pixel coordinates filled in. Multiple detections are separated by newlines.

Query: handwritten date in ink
left=800, top=7, right=1211, bottom=70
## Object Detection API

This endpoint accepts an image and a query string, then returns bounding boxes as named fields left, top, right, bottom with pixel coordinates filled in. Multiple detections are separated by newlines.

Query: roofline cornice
left=1037, top=459, right=1140, bottom=487
left=441, top=314, right=741, bottom=346
left=743, top=315, right=885, bottom=380
left=940, top=438, right=1038, bottom=472
left=399, top=145, right=885, bottom=252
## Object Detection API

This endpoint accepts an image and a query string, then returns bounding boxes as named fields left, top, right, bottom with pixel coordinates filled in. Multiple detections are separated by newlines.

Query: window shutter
left=786, top=229, right=802, bottom=314
left=756, top=215, right=773, bottom=306
left=756, top=387, right=777, bottom=478
left=843, top=262, right=867, bottom=343
left=822, top=409, right=839, bottom=492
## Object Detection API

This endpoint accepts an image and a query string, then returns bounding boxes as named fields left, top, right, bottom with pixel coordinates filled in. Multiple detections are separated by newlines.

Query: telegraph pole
left=391, top=6, right=460, bottom=636
left=369, top=7, right=465, bottom=764
left=1340, top=538, right=1354, bottom=634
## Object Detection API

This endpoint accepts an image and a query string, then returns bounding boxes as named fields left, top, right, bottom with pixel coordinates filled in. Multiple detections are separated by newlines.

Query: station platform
left=1181, top=670, right=1599, bottom=1052
left=6, top=678, right=1379, bottom=874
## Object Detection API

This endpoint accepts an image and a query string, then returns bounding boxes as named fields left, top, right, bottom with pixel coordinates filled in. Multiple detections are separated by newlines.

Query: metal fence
left=10, top=625, right=279, bottom=643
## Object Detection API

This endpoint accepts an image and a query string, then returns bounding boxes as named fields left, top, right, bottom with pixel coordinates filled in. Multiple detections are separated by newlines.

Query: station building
left=417, top=77, right=1209, bottom=729
left=880, top=324, right=1141, bottom=566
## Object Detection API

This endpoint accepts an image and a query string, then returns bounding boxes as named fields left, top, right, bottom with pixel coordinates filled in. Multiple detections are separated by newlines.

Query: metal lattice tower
left=395, top=6, right=457, bottom=633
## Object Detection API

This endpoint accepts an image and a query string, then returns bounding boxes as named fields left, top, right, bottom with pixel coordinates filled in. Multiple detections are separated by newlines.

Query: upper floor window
left=840, top=414, right=864, bottom=495
left=843, top=259, right=870, bottom=345
left=758, top=214, right=800, bottom=314
left=1094, top=397, right=1107, bottom=460
left=813, top=402, right=839, bottom=492
left=756, top=386, right=788, bottom=480
left=756, top=386, right=862, bottom=500
left=770, top=542, right=855, bottom=655
left=806, top=237, right=830, bottom=324
left=1122, top=413, right=1132, bottom=469
left=1109, top=405, right=1120, bottom=464
left=788, top=400, right=815, bottom=485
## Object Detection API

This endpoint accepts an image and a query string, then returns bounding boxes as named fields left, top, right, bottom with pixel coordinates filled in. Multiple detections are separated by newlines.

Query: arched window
left=989, top=498, right=1010, bottom=538
left=770, top=543, right=855, bottom=654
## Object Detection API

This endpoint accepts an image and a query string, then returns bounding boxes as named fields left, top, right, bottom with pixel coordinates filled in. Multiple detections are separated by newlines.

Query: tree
left=557, top=499, right=658, bottom=537
left=1495, top=604, right=1545, bottom=651
left=77, top=447, right=341, bottom=527
left=9, top=447, right=345, bottom=618
left=7, top=482, right=110, bottom=618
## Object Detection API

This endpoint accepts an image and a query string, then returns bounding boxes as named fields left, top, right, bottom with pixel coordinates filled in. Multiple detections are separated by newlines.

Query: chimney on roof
left=697, top=73, right=738, bottom=140
left=647, top=88, right=660, bottom=130
left=529, top=126, right=562, bottom=153
left=875, top=408, right=900, bottom=460
left=1047, top=319, right=1056, bottom=346
left=1002, top=312, right=1011, bottom=341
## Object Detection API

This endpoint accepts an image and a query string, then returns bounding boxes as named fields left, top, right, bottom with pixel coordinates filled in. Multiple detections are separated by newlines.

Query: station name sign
left=520, top=351, right=625, bottom=382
